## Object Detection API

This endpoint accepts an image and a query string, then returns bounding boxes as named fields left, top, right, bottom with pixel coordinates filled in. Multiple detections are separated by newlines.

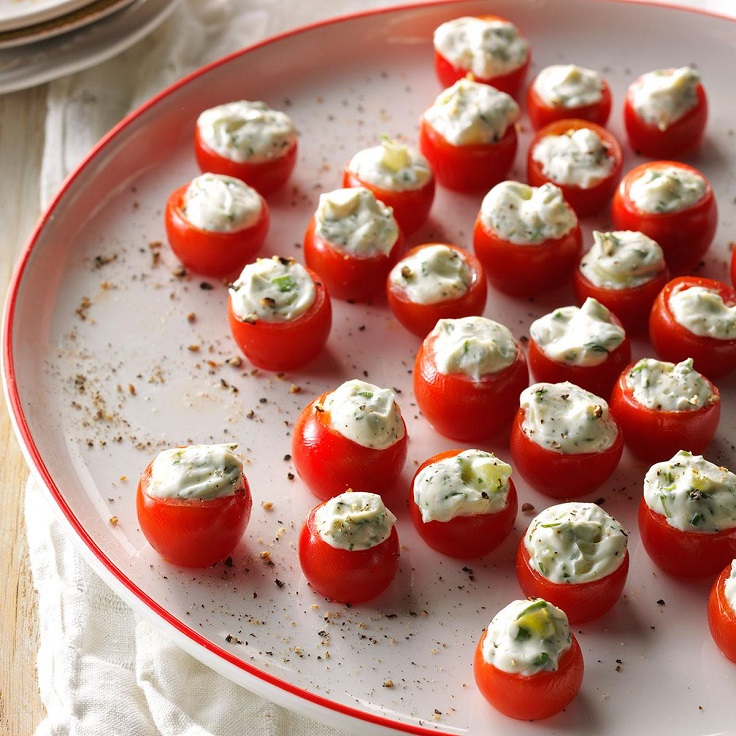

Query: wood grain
left=0, top=84, right=48, bottom=736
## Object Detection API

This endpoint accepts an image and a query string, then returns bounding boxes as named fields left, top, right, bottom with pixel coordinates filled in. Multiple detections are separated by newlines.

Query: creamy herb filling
left=644, top=451, right=736, bottom=533
left=413, top=449, right=512, bottom=523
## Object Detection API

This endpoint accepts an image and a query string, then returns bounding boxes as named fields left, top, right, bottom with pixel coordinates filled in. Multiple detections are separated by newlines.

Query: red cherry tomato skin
left=194, top=126, right=297, bottom=196
left=509, top=408, right=623, bottom=499
left=648, top=277, right=736, bottom=380
left=418, top=115, right=518, bottom=193
left=433, top=16, right=530, bottom=100
left=227, top=268, right=332, bottom=371
left=472, top=214, right=582, bottom=297
left=624, top=82, right=707, bottom=159
left=707, top=563, right=736, bottom=663
left=528, top=324, right=631, bottom=400
left=611, top=162, right=717, bottom=276
left=408, top=450, right=518, bottom=558
left=291, top=394, right=408, bottom=502
left=572, top=260, right=669, bottom=334
left=638, top=498, right=736, bottom=579
left=164, top=185, right=269, bottom=280
left=527, top=119, right=623, bottom=218
left=527, top=77, right=612, bottom=130
left=386, top=244, right=488, bottom=337
left=298, top=506, right=400, bottom=604
left=303, top=215, right=404, bottom=303
left=136, top=461, right=252, bottom=568
left=609, top=363, right=720, bottom=464
left=342, top=168, right=435, bottom=237
left=473, top=630, right=584, bottom=721
left=413, top=336, right=529, bottom=441
left=515, top=539, right=629, bottom=624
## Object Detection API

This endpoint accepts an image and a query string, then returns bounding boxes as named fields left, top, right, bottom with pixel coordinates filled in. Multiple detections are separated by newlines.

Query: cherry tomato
left=526, top=66, right=611, bottom=130
left=509, top=404, right=623, bottom=499
left=474, top=624, right=583, bottom=721
left=418, top=114, right=518, bottom=193
left=386, top=243, right=487, bottom=337
left=413, top=321, right=529, bottom=441
left=527, top=119, right=623, bottom=218
left=649, top=276, right=736, bottom=380
left=342, top=159, right=435, bottom=237
left=528, top=310, right=630, bottom=400
left=611, top=161, right=717, bottom=276
left=707, top=562, right=736, bottom=664
left=408, top=449, right=518, bottom=558
left=433, top=15, right=530, bottom=99
left=572, top=255, right=669, bottom=334
left=638, top=497, right=736, bottom=579
left=303, top=214, right=404, bottom=303
left=515, top=537, right=629, bottom=624
left=136, top=456, right=252, bottom=568
left=194, top=124, right=297, bottom=196
left=472, top=204, right=582, bottom=298
left=164, top=182, right=269, bottom=279
left=298, top=501, right=400, bottom=604
left=227, top=263, right=332, bottom=372
left=609, top=360, right=720, bottom=464
left=623, top=73, right=707, bottom=159
left=291, top=391, right=408, bottom=501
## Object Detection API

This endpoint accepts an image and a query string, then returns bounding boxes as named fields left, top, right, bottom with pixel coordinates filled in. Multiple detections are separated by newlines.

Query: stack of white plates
left=0, top=0, right=180, bottom=93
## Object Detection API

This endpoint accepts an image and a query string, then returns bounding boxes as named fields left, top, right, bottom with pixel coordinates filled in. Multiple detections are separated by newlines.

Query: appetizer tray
left=4, top=1, right=736, bottom=733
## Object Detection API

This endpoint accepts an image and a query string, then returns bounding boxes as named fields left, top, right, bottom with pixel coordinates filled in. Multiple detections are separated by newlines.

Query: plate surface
left=0, top=0, right=136, bottom=50
left=0, top=0, right=178, bottom=93
left=4, top=1, right=736, bottom=734
left=0, top=0, right=96, bottom=32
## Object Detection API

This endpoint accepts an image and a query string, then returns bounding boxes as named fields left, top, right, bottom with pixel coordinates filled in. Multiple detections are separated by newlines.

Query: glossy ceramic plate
left=0, top=0, right=179, bottom=93
left=0, top=0, right=136, bottom=50
left=0, top=0, right=97, bottom=32
left=4, top=1, right=736, bottom=734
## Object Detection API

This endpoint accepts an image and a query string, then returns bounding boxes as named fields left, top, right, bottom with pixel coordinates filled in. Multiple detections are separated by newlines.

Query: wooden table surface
left=0, top=85, right=48, bottom=736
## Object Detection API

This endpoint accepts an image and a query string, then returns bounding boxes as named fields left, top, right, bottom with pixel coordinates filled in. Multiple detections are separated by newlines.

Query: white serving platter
left=4, top=1, right=736, bottom=734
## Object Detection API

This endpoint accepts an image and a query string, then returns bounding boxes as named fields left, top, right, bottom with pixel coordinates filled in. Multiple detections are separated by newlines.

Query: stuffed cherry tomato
left=194, top=100, right=297, bottom=195
left=298, top=491, right=400, bottom=604
left=419, top=78, right=519, bottom=193
left=472, top=180, right=582, bottom=297
left=164, top=173, right=269, bottom=279
left=639, top=451, right=736, bottom=579
left=343, top=138, right=435, bottom=236
left=474, top=598, right=584, bottom=721
left=610, top=358, right=720, bottom=464
left=386, top=243, right=487, bottom=337
left=303, top=187, right=403, bottom=303
left=649, top=276, right=736, bottom=380
left=432, top=15, right=530, bottom=99
left=708, top=560, right=736, bottom=664
left=573, top=230, right=669, bottom=333
left=227, top=256, right=331, bottom=371
left=527, top=119, right=622, bottom=218
left=136, top=443, right=252, bottom=568
left=611, top=161, right=717, bottom=275
left=528, top=298, right=630, bottom=399
left=527, top=64, right=612, bottom=130
left=291, top=379, right=408, bottom=501
left=624, top=66, right=707, bottom=159
left=516, top=502, right=629, bottom=623
left=510, top=381, right=623, bottom=499
left=413, top=316, right=529, bottom=441
left=409, top=449, right=517, bottom=558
